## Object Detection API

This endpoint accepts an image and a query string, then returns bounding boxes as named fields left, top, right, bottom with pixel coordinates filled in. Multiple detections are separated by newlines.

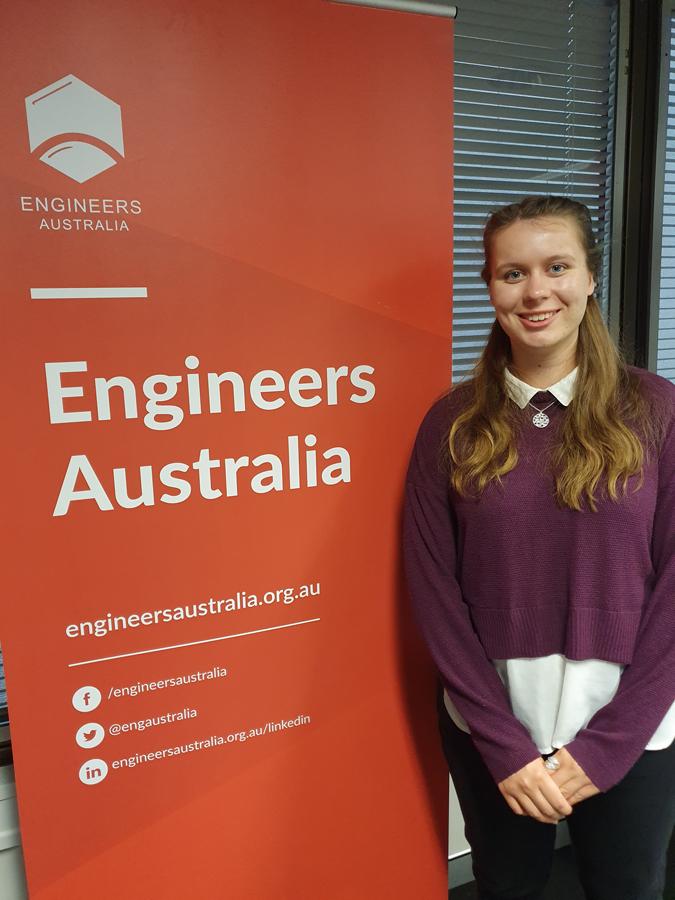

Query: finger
left=498, top=785, right=526, bottom=817
left=538, top=763, right=575, bottom=805
left=568, top=784, right=600, bottom=806
left=554, top=774, right=587, bottom=800
left=518, top=795, right=559, bottom=824
left=505, top=795, right=526, bottom=817
left=538, top=777, right=573, bottom=816
left=529, top=787, right=564, bottom=821
left=550, top=771, right=579, bottom=790
left=549, top=769, right=582, bottom=793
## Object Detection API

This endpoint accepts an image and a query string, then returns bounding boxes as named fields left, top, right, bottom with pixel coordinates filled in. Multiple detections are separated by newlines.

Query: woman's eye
left=504, top=270, right=522, bottom=281
left=550, top=263, right=566, bottom=274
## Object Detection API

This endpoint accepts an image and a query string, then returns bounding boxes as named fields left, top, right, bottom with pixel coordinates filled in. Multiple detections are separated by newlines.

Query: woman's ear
left=587, top=273, right=596, bottom=297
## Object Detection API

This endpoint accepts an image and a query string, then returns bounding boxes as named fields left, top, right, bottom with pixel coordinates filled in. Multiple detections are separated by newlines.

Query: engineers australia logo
left=21, top=74, right=141, bottom=232
left=25, top=74, right=124, bottom=183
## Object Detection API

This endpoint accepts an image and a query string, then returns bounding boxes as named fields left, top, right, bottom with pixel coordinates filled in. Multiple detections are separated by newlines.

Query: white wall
left=0, top=768, right=27, bottom=900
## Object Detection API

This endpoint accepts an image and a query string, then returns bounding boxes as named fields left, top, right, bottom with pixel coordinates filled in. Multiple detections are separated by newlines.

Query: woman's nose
left=525, top=271, right=551, bottom=301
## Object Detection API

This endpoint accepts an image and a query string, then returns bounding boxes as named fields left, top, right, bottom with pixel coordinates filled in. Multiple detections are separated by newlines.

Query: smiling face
left=486, top=216, right=596, bottom=367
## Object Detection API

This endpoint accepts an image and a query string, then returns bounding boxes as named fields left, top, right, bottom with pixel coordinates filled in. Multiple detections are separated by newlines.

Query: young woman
left=404, top=196, right=675, bottom=900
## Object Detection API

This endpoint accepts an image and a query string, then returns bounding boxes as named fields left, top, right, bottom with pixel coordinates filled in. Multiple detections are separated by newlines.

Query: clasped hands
left=498, top=747, right=600, bottom=824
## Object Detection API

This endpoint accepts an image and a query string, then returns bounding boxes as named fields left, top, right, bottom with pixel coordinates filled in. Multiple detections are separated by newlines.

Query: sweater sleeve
left=403, top=400, right=541, bottom=784
left=565, top=383, right=675, bottom=792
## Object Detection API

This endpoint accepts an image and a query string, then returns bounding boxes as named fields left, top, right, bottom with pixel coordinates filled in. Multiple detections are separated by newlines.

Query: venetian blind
left=452, top=0, right=618, bottom=380
left=655, top=14, right=675, bottom=383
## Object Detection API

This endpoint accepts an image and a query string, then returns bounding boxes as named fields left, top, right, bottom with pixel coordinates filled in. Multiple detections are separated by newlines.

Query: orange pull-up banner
left=0, top=1, right=452, bottom=896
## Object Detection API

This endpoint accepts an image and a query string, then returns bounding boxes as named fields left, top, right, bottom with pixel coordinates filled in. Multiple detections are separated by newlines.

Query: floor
left=450, top=834, right=675, bottom=899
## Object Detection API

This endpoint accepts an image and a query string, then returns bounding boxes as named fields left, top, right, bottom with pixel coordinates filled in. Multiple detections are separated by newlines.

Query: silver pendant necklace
left=528, top=399, right=556, bottom=428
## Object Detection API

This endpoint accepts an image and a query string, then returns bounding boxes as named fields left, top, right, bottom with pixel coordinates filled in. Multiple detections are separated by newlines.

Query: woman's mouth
left=518, top=309, right=561, bottom=328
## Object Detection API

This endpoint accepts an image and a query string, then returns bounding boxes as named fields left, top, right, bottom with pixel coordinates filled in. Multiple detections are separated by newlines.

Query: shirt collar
left=504, top=367, right=578, bottom=409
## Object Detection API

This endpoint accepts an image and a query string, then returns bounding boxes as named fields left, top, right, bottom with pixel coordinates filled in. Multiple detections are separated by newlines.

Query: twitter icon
left=76, top=722, right=105, bottom=749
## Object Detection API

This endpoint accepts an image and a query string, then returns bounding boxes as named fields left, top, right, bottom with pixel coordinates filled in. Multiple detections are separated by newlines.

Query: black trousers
left=438, top=692, right=675, bottom=900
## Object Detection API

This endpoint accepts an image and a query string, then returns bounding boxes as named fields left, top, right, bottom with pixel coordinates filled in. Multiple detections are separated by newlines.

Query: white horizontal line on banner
left=329, top=0, right=456, bottom=18
left=30, top=287, right=148, bottom=300
left=67, top=617, right=321, bottom=667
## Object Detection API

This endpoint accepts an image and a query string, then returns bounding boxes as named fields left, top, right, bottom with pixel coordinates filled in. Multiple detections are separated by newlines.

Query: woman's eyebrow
left=495, top=254, right=575, bottom=272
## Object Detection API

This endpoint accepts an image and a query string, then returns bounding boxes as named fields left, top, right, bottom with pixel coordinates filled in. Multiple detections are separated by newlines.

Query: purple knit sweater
left=403, top=368, right=675, bottom=792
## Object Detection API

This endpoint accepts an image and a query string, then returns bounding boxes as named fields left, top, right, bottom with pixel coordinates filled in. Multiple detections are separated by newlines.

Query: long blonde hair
left=448, top=196, right=660, bottom=511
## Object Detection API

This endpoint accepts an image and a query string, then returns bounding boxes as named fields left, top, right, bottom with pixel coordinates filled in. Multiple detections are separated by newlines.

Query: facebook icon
left=72, top=686, right=102, bottom=712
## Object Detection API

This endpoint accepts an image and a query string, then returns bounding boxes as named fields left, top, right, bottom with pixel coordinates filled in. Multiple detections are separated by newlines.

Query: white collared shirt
left=444, top=368, right=675, bottom=754
left=503, top=366, right=578, bottom=409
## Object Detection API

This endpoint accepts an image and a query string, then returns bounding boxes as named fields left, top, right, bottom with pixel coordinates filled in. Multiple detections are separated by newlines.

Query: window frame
left=648, top=1, right=672, bottom=376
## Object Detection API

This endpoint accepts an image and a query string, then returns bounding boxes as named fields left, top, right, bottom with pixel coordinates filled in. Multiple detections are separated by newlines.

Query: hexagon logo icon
left=25, top=74, right=124, bottom=183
